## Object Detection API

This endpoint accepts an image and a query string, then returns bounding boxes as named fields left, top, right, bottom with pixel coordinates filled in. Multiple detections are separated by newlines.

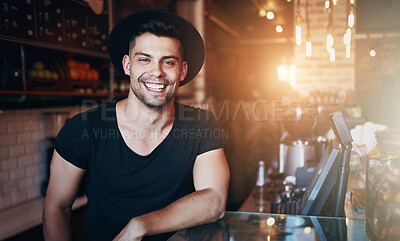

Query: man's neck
left=117, top=96, right=175, bottom=132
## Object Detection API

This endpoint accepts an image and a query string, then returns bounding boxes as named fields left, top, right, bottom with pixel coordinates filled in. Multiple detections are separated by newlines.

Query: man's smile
left=143, top=82, right=167, bottom=92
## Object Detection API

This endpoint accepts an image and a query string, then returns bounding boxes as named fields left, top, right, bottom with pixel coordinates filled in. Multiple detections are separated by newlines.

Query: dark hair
left=128, top=19, right=184, bottom=58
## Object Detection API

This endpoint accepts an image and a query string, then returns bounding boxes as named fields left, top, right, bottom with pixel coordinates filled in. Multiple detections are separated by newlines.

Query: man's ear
left=180, top=61, right=188, bottom=82
left=122, top=55, right=131, bottom=76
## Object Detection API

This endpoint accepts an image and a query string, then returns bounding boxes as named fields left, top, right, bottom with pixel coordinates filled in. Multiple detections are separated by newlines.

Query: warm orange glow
left=289, top=65, right=296, bottom=89
left=277, top=65, right=288, bottom=81
left=350, top=0, right=355, bottom=4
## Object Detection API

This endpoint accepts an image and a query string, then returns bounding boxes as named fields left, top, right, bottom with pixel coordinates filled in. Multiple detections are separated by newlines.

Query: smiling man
left=43, top=10, right=230, bottom=241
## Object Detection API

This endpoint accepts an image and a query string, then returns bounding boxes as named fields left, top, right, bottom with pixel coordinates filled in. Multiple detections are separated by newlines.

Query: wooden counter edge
left=0, top=195, right=87, bottom=240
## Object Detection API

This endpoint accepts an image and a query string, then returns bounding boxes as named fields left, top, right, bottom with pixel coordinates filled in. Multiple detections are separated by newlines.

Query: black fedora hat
left=108, top=9, right=205, bottom=86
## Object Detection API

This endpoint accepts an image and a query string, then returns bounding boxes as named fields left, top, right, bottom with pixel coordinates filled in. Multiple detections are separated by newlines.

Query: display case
left=0, top=0, right=129, bottom=108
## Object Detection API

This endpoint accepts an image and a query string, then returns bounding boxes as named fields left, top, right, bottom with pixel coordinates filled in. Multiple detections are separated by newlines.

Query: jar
left=366, top=128, right=400, bottom=240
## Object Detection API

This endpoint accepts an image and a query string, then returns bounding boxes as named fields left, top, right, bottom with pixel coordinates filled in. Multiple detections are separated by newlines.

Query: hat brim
left=108, top=10, right=205, bottom=86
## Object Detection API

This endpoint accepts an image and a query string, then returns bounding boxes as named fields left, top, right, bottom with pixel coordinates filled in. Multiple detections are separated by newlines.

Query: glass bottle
left=366, top=128, right=400, bottom=240
left=254, top=160, right=268, bottom=213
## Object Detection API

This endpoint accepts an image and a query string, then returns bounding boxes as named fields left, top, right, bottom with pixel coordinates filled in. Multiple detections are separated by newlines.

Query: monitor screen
left=300, top=140, right=340, bottom=216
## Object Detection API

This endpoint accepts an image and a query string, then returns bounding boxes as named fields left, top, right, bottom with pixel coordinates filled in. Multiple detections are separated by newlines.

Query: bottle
left=254, top=160, right=267, bottom=213
left=366, top=129, right=400, bottom=240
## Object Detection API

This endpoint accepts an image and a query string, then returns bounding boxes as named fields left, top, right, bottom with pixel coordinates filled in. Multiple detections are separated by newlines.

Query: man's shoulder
left=175, top=103, right=217, bottom=124
left=68, top=102, right=116, bottom=126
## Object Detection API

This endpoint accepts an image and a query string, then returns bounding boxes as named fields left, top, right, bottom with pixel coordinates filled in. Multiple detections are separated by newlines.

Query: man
left=43, top=10, right=230, bottom=241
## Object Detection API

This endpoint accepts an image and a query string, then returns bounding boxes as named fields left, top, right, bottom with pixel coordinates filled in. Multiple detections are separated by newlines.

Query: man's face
left=122, top=32, right=188, bottom=109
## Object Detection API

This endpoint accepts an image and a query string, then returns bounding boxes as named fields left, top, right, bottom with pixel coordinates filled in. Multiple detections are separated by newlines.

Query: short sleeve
left=54, top=113, right=92, bottom=169
left=198, top=109, right=223, bottom=155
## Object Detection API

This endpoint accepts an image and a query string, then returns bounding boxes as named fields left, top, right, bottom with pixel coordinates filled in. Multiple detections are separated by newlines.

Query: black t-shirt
left=54, top=102, right=222, bottom=241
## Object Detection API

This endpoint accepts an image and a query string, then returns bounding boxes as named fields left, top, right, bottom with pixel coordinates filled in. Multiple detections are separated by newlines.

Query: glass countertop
left=169, top=211, right=370, bottom=241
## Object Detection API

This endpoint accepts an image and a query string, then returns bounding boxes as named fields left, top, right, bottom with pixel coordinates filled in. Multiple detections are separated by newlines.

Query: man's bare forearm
left=113, top=188, right=226, bottom=240
left=43, top=205, right=72, bottom=241
left=141, top=188, right=225, bottom=234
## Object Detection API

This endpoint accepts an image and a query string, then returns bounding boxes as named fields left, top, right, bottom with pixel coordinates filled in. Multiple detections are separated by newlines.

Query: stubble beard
left=131, top=76, right=178, bottom=109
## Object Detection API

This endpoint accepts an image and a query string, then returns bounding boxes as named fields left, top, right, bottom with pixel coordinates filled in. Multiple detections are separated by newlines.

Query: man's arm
left=113, top=148, right=230, bottom=241
left=43, top=150, right=86, bottom=241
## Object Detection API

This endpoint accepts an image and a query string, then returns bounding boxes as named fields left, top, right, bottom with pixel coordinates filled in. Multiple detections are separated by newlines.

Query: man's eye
left=139, top=58, right=150, bottom=63
left=163, top=60, right=176, bottom=66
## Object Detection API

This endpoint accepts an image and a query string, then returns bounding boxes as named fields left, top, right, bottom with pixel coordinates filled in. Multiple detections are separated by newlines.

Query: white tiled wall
left=0, top=105, right=92, bottom=211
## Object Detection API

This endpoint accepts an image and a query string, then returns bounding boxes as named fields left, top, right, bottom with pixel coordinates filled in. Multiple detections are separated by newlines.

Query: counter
left=168, top=211, right=369, bottom=240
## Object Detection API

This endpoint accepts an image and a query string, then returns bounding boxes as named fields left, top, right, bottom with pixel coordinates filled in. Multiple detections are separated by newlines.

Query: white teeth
left=144, top=83, right=166, bottom=91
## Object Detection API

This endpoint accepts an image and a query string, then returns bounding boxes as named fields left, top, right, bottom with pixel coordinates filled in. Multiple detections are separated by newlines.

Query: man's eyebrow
left=161, top=55, right=179, bottom=61
left=134, top=52, right=152, bottom=57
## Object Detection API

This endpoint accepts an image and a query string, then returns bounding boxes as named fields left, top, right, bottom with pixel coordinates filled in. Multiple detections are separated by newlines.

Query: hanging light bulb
left=348, top=11, right=355, bottom=28
left=266, top=11, right=275, bottom=20
left=276, top=25, right=283, bottom=33
left=343, top=28, right=351, bottom=45
left=259, top=9, right=267, bottom=17
left=295, top=7, right=302, bottom=46
left=370, top=49, right=376, bottom=57
left=332, top=0, right=338, bottom=5
left=306, top=40, right=312, bottom=57
left=327, top=33, right=334, bottom=52
left=325, top=0, right=330, bottom=9
left=346, top=44, right=351, bottom=58
left=296, top=25, right=302, bottom=46
left=330, top=48, right=336, bottom=62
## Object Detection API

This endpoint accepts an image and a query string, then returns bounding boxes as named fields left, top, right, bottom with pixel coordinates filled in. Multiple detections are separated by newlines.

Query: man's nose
left=148, top=62, right=164, bottom=78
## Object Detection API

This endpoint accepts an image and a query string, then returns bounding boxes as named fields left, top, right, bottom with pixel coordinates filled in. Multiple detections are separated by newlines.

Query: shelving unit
left=0, top=0, right=122, bottom=108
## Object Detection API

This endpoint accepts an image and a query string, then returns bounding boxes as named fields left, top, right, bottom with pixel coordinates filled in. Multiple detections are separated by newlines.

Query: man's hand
left=113, top=218, right=145, bottom=241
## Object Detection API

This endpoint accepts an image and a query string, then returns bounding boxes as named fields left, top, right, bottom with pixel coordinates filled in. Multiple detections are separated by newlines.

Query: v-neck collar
left=112, top=102, right=177, bottom=158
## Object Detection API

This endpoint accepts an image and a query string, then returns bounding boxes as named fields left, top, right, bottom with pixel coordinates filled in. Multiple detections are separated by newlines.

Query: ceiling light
left=330, top=48, right=335, bottom=62
left=325, top=0, right=330, bottom=9
left=266, top=11, right=274, bottom=20
left=259, top=9, right=266, bottom=17
left=370, top=50, right=376, bottom=57
left=276, top=25, right=283, bottom=33
left=306, top=41, right=312, bottom=57
left=346, top=44, right=351, bottom=58
left=348, top=11, right=355, bottom=28
left=296, top=25, right=301, bottom=46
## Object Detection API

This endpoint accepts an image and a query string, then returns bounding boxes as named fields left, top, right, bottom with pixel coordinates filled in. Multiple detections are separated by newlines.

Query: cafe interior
left=1, top=0, right=400, bottom=240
